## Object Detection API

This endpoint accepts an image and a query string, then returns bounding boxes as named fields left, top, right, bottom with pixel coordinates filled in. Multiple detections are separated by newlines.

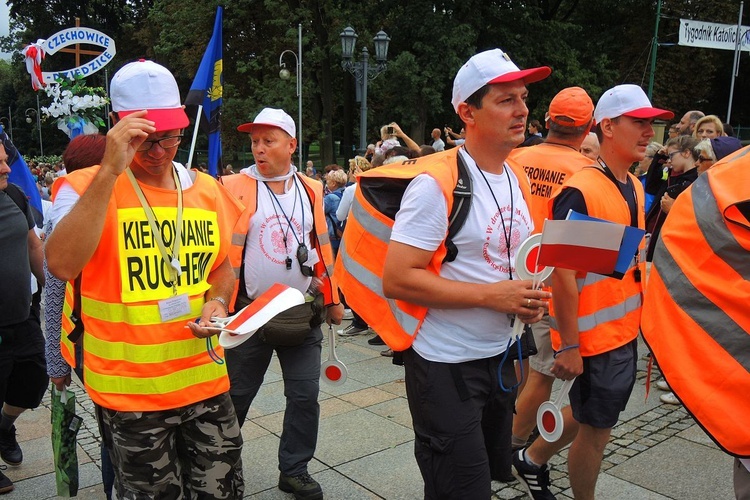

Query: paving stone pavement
left=5, top=327, right=735, bottom=499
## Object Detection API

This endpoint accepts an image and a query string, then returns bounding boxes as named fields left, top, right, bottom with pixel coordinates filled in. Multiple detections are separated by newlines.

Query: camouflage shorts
left=101, top=392, right=244, bottom=499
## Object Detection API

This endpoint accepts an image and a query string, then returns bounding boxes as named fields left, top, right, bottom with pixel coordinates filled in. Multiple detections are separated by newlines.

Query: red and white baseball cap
left=451, top=49, right=551, bottom=112
left=594, top=84, right=674, bottom=123
left=237, top=108, right=296, bottom=138
left=111, top=60, right=189, bottom=132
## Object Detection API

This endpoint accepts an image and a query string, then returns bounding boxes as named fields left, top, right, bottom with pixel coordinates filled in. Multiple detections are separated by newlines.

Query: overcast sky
left=1, top=3, right=11, bottom=60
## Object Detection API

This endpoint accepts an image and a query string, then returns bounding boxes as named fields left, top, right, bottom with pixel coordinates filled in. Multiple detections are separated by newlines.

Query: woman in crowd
left=645, top=135, right=700, bottom=262
left=634, top=142, right=662, bottom=214
left=519, top=119, right=544, bottom=147
left=692, top=115, right=724, bottom=140
left=323, top=169, right=348, bottom=257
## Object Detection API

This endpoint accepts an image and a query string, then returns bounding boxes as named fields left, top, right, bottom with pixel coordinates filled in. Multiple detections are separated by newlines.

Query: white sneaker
left=660, top=392, right=681, bottom=405
left=338, top=324, right=369, bottom=336
left=656, top=379, right=670, bottom=391
left=342, top=309, right=354, bottom=320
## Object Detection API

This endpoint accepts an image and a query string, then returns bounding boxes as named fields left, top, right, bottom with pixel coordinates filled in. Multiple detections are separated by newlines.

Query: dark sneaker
left=0, top=468, right=12, bottom=494
left=278, top=472, right=323, bottom=500
left=0, top=427, right=22, bottom=466
left=338, top=324, right=369, bottom=336
left=512, top=448, right=556, bottom=500
left=368, top=334, right=385, bottom=345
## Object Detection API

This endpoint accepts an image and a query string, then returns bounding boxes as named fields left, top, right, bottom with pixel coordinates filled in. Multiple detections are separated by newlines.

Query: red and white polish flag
left=537, top=219, right=624, bottom=275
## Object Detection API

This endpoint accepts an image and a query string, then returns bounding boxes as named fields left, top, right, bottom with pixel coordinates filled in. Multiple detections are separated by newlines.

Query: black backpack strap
left=443, top=153, right=473, bottom=263
left=4, top=183, right=29, bottom=215
left=67, top=274, right=84, bottom=343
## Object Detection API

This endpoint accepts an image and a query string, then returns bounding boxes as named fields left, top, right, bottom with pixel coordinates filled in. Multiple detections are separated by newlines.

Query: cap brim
left=623, top=107, right=674, bottom=120
left=237, top=122, right=291, bottom=135
left=489, top=66, right=552, bottom=85
left=237, top=122, right=256, bottom=133
left=118, top=108, right=189, bottom=133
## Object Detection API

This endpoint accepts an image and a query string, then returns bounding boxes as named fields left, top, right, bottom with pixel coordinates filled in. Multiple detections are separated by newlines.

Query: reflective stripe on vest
left=351, top=196, right=393, bottom=243
left=550, top=291, right=641, bottom=333
left=575, top=271, right=607, bottom=293
left=81, top=293, right=205, bottom=325
left=654, top=177, right=750, bottom=370
left=338, top=238, right=421, bottom=337
left=83, top=360, right=227, bottom=395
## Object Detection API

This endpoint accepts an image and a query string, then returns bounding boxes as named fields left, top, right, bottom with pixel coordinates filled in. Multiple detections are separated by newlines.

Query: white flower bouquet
left=41, top=75, right=109, bottom=138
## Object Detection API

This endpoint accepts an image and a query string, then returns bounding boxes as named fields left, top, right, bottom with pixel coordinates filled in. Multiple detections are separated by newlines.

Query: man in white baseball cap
left=46, top=59, right=245, bottom=498
left=111, top=59, right=190, bottom=132
left=374, top=48, right=551, bottom=498
left=221, top=107, right=343, bottom=500
left=513, top=84, right=673, bottom=500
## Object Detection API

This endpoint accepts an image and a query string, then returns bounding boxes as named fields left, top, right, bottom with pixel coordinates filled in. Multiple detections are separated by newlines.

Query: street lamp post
left=279, top=23, right=303, bottom=166
left=0, top=117, right=10, bottom=142
left=0, top=106, right=12, bottom=141
left=340, top=27, right=390, bottom=154
left=25, top=94, right=44, bottom=156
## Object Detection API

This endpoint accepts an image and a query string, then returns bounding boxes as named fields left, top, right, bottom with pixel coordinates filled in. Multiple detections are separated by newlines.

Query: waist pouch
left=236, top=293, right=326, bottom=347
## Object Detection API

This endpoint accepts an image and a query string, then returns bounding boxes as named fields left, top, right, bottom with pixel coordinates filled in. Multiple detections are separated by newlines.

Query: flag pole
left=726, top=1, right=744, bottom=123
left=186, top=104, right=203, bottom=170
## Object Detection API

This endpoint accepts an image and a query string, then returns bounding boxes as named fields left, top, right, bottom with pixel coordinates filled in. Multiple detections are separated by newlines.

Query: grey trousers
left=226, top=325, right=323, bottom=476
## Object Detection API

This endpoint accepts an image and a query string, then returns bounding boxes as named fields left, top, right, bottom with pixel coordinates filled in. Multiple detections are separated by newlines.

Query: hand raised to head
left=100, top=110, right=156, bottom=178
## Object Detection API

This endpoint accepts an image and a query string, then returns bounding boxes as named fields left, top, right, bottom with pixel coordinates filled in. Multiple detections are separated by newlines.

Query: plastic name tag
left=158, top=293, right=191, bottom=322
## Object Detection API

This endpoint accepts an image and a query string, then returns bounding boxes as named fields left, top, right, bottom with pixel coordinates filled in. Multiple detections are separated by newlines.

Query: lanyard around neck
left=264, top=176, right=304, bottom=249
left=125, top=167, right=184, bottom=290
left=462, top=148, right=514, bottom=281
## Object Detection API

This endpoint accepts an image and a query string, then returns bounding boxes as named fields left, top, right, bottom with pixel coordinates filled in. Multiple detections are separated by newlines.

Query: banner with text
left=679, top=18, right=750, bottom=52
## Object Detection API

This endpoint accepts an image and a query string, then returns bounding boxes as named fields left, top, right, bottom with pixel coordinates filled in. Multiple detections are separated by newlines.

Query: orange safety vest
left=508, top=143, right=593, bottom=232
left=53, top=166, right=244, bottom=411
left=548, top=167, right=646, bottom=357
left=642, top=148, right=750, bottom=457
left=220, top=172, right=340, bottom=307
left=334, top=149, right=532, bottom=351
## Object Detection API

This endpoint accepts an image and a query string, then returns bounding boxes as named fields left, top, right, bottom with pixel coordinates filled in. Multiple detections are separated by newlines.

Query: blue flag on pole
left=1, top=123, right=43, bottom=227
left=186, top=6, right=223, bottom=177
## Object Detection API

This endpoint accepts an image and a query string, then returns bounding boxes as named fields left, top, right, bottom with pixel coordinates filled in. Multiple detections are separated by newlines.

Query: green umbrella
left=50, top=386, right=82, bottom=497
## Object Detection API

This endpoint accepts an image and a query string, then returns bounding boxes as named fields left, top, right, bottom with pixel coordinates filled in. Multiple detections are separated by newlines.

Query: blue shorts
left=569, top=339, right=637, bottom=428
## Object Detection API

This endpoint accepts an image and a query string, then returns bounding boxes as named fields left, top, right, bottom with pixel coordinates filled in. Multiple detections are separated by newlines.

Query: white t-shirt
left=243, top=175, right=318, bottom=299
left=390, top=149, right=533, bottom=363
left=432, top=138, right=445, bottom=152
left=49, top=162, right=194, bottom=231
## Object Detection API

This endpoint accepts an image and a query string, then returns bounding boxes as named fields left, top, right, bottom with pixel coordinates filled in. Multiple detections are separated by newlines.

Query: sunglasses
left=283, top=244, right=315, bottom=277
left=297, top=244, right=314, bottom=277
left=697, top=156, right=712, bottom=163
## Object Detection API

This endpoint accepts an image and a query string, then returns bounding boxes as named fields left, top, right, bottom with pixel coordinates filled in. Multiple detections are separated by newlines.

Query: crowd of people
left=0, top=47, right=747, bottom=500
